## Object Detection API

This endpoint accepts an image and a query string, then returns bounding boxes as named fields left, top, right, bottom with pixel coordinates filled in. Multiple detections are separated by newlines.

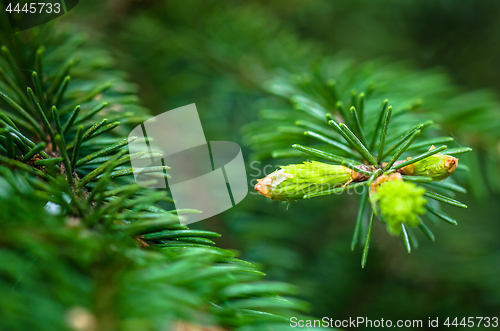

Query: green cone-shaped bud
left=399, top=147, right=458, bottom=181
left=255, top=161, right=354, bottom=201
left=370, top=175, right=427, bottom=235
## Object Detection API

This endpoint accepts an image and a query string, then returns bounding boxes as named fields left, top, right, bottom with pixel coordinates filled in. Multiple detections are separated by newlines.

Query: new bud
left=370, top=173, right=427, bottom=235
left=399, top=146, right=458, bottom=181
left=254, top=161, right=355, bottom=201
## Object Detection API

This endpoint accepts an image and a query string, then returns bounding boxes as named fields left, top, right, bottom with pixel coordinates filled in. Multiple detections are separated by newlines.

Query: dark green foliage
left=0, top=24, right=317, bottom=331
left=2, top=0, right=499, bottom=329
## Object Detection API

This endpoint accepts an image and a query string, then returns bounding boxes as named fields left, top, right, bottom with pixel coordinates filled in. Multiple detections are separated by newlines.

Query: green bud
left=254, top=161, right=353, bottom=201
left=399, top=148, right=458, bottom=181
left=371, top=177, right=427, bottom=235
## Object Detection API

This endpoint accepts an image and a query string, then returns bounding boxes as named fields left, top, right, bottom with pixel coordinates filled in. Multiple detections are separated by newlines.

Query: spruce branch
left=0, top=22, right=312, bottom=331
left=250, top=71, right=471, bottom=266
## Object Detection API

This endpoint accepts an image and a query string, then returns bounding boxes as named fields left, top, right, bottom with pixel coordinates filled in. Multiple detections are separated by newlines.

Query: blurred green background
left=65, top=0, right=500, bottom=328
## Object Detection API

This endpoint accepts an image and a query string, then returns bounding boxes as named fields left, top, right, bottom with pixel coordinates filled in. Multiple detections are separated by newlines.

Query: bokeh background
left=65, top=0, right=500, bottom=328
